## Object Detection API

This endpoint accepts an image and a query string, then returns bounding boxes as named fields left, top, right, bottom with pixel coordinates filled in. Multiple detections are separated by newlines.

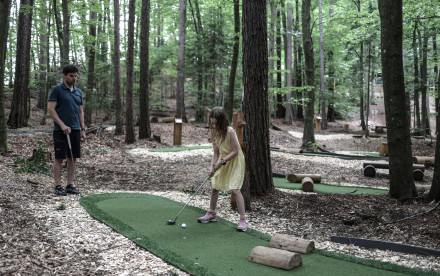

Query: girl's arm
left=211, top=133, right=220, bottom=173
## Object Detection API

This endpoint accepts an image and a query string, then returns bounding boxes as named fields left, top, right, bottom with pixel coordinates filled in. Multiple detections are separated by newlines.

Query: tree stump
left=379, top=142, right=388, bottom=156
left=301, top=177, right=314, bottom=192
left=364, top=165, right=376, bottom=177
left=269, top=234, right=315, bottom=254
left=248, top=246, right=302, bottom=270
left=287, top=174, right=321, bottom=183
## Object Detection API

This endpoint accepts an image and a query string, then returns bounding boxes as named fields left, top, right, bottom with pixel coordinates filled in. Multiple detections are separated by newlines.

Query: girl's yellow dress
left=211, top=127, right=245, bottom=191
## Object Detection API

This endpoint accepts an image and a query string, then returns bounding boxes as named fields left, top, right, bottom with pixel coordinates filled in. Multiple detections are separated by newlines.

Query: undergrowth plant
left=13, top=141, right=52, bottom=175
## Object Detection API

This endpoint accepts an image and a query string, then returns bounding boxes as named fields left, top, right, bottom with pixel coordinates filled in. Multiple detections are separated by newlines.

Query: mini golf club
left=166, top=172, right=214, bottom=225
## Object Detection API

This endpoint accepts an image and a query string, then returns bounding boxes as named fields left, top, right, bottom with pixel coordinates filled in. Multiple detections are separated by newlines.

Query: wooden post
left=379, top=142, right=388, bottom=156
left=248, top=246, right=302, bottom=270
left=344, top=124, right=349, bottom=132
left=315, top=114, right=322, bottom=133
left=269, top=234, right=315, bottom=254
left=173, top=114, right=183, bottom=145
left=231, top=112, right=248, bottom=210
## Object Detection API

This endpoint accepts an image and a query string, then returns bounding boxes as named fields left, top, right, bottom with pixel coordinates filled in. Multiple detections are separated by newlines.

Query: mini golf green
left=80, top=193, right=432, bottom=276
left=273, top=177, right=389, bottom=195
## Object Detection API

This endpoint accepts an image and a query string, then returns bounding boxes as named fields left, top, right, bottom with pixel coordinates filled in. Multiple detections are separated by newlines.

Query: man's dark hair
left=62, top=65, right=78, bottom=75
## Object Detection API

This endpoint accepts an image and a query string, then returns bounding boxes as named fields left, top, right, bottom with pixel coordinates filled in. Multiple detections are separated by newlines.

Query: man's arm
left=48, top=101, right=70, bottom=134
left=79, top=105, right=86, bottom=140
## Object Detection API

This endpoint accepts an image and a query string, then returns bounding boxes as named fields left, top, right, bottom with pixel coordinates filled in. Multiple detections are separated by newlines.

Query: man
left=48, top=65, right=87, bottom=196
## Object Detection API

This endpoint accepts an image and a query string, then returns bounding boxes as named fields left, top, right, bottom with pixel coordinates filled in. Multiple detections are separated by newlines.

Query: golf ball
left=181, top=223, right=187, bottom=228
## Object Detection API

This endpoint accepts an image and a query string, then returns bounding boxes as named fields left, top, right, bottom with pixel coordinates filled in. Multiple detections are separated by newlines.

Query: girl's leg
left=231, top=189, right=245, bottom=217
left=210, top=189, right=219, bottom=211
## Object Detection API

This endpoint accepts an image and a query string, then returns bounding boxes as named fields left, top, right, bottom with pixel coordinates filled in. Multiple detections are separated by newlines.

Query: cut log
left=269, top=234, right=315, bottom=254
left=150, top=116, right=159, bottom=123
left=375, top=126, right=386, bottom=134
left=248, top=246, right=302, bottom=270
left=153, top=134, right=161, bottom=143
left=362, top=161, right=425, bottom=172
left=161, top=117, right=175, bottom=123
left=412, top=156, right=435, bottom=165
left=301, top=177, right=314, bottom=192
left=379, top=142, right=388, bottom=156
left=364, top=165, right=376, bottom=177
left=413, top=169, right=424, bottom=181
left=287, top=174, right=321, bottom=183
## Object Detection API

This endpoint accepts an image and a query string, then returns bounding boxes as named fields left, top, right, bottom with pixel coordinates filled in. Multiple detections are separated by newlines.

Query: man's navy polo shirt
left=48, top=82, right=83, bottom=131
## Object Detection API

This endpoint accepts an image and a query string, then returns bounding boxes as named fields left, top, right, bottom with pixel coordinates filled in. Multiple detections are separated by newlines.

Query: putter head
left=167, top=220, right=176, bottom=225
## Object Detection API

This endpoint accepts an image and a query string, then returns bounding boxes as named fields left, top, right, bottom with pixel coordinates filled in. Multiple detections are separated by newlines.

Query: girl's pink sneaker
left=237, top=218, right=248, bottom=232
left=198, top=212, right=217, bottom=223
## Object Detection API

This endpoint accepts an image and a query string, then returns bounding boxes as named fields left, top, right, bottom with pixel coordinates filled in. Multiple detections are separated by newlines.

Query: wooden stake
left=379, top=142, right=388, bottom=156
left=269, top=234, right=315, bottom=254
left=173, top=115, right=183, bottom=145
left=248, top=246, right=302, bottom=270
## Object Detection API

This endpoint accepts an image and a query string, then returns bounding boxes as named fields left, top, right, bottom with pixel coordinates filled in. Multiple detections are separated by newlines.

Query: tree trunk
left=434, top=35, right=438, bottom=119
left=242, top=0, right=274, bottom=196
left=125, top=0, right=136, bottom=144
left=301, top=0, right=315, bottom=146
left=268, top=1, right=276, bottom=118
left=284, top=4, right=293, bottom=124
left=176, top=0, right=187, bottom=121
left=113, top=0, right=123, bottom=135
left=294, top=0, right=302, bottom=119
left=0, top=0, right=12, bottom=152
left=53, top=0, right=69, bottom=66
left=138, top=0, right=151, bottom=139
left=8, top=0, right=34, bottom=129
left=275, top=8, right=285, bottom=119
left=378, top=0, right=416, bottom=201
left=318, top=0, right=326, bottom=129
left=37, top=16, right=48, bottom=110
left=226, top=0, right=240, bottom=121
left=85, top=9, right=97, bottom=126
left=420, top=29, right=430, bottom=135
left=413, top=22, right=421, bottom=130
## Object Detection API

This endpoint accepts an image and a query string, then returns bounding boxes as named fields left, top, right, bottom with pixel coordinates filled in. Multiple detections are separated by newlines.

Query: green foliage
left=13, top=141, right=52, bottom=175
left=84, top=146, right=109, bottom=157
left=57, top=204, right=66, bottom=211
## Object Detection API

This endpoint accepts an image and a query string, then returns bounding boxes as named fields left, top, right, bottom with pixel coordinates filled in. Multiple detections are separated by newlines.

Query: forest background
left=0, top=0, right=440, bottom=202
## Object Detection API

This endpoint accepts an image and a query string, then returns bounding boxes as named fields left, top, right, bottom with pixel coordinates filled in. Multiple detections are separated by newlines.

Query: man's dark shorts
left=53, top=130, right=81, bottom=159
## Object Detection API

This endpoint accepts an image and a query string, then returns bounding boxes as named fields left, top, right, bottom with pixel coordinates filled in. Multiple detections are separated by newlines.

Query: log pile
left=287, top=173, right=321, bottom=192
left=248, top=234, right=314, bottom=270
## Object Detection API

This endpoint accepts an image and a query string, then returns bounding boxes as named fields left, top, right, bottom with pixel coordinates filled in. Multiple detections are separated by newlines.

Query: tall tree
left=318, top=0, right=326, bottom=129
left=412, top=21, right=421, bottom=129
left=419, top=28, right=430, bottom=135
left=225, top=0, right=240, bottom=121
left=176, top=0, right=187, bottom=121
left=85, top=7, right=97, bottom=126
left=138, top=0, right=151, bottom=139
left=36, top=10, right=48, bottom=110
left=301, top=0, right=315, bottom=146
left=125, top=0, right=136, bottom=144
left=378, top=0, right=416, bottom=200
left=355, top=1, right=366, bottom=132
left=113, top=0, right=123, bottom=135
left=7, top=0, right=34, bottom=128
left=284, top=3, right=293, bottom=124
left=275, top=7, right=284, bottom=118
left=242, top=0, right=274, bottom=196
left=0, top=0, right=12, bottom=152
left=53, top=0, right=70, bottom=66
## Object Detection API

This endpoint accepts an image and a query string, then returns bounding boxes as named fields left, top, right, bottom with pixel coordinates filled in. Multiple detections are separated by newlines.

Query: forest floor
left=1, top=100, right=440, bottom=275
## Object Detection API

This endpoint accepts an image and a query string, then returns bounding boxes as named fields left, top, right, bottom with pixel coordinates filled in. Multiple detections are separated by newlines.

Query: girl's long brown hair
left=209, top=107, right=230, bottom=143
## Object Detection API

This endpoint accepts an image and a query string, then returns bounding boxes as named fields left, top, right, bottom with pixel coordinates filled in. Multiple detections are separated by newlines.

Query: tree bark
left=85, top=9, right=97, bottom=126
left=139, top=0, right=151, bottom=139
left=268, top=1, right=276, bottom=118
left=37, top=16, right=48, bottom=110
left=242, top=0, right=274, bottom=196
left=8, top=0, right=34, bottom=128
left=284, top=4, right=293, bottom=124
left=176, top=0, right=187, bottom=121
left=301, top=0, right=315, bottom=146
left=318, top=0, right=326, bottom=129
left=0, top=0, right=12, bottom=152
left=124, top=0, right=136, bottom=144
left=113, top=0, right=123, bottom=135
left=225, top=0, right=240, bottom=121
left=275, top=8, right=285, bottom=119
left=412, top=22, right=420, bottom=130
left=378, top=0, right=416, bottom=200
left=420, top=29, right=430, bottom=135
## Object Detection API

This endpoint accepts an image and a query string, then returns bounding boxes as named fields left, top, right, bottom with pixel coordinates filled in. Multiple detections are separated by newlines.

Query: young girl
left=198, top=107, right=248, bottom=231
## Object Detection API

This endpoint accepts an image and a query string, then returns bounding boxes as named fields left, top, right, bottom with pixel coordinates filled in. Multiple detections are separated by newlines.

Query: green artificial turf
left=80, top=193, right=435, bottom=276
left=149, top=145, right=212, bottom=152
left=273, top=177, right=389, bottom=195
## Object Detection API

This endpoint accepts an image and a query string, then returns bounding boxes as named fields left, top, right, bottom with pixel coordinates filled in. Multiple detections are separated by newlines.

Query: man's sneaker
left=237, top=218, right=248, bottom=232
left=198, top=212, right=217, bottom=223
left=54, top=185, right=67, bottom=196
left=65, top=184, right=80, bottom=194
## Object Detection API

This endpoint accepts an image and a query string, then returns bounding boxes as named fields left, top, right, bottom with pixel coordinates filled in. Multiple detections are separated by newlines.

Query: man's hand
left=61, top=125, right=71, bottom=135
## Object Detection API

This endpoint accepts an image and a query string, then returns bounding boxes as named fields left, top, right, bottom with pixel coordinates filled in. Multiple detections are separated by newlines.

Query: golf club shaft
left=173, top=175, right=211, bottom=222
left=66, top=134, right=75, bottom=174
